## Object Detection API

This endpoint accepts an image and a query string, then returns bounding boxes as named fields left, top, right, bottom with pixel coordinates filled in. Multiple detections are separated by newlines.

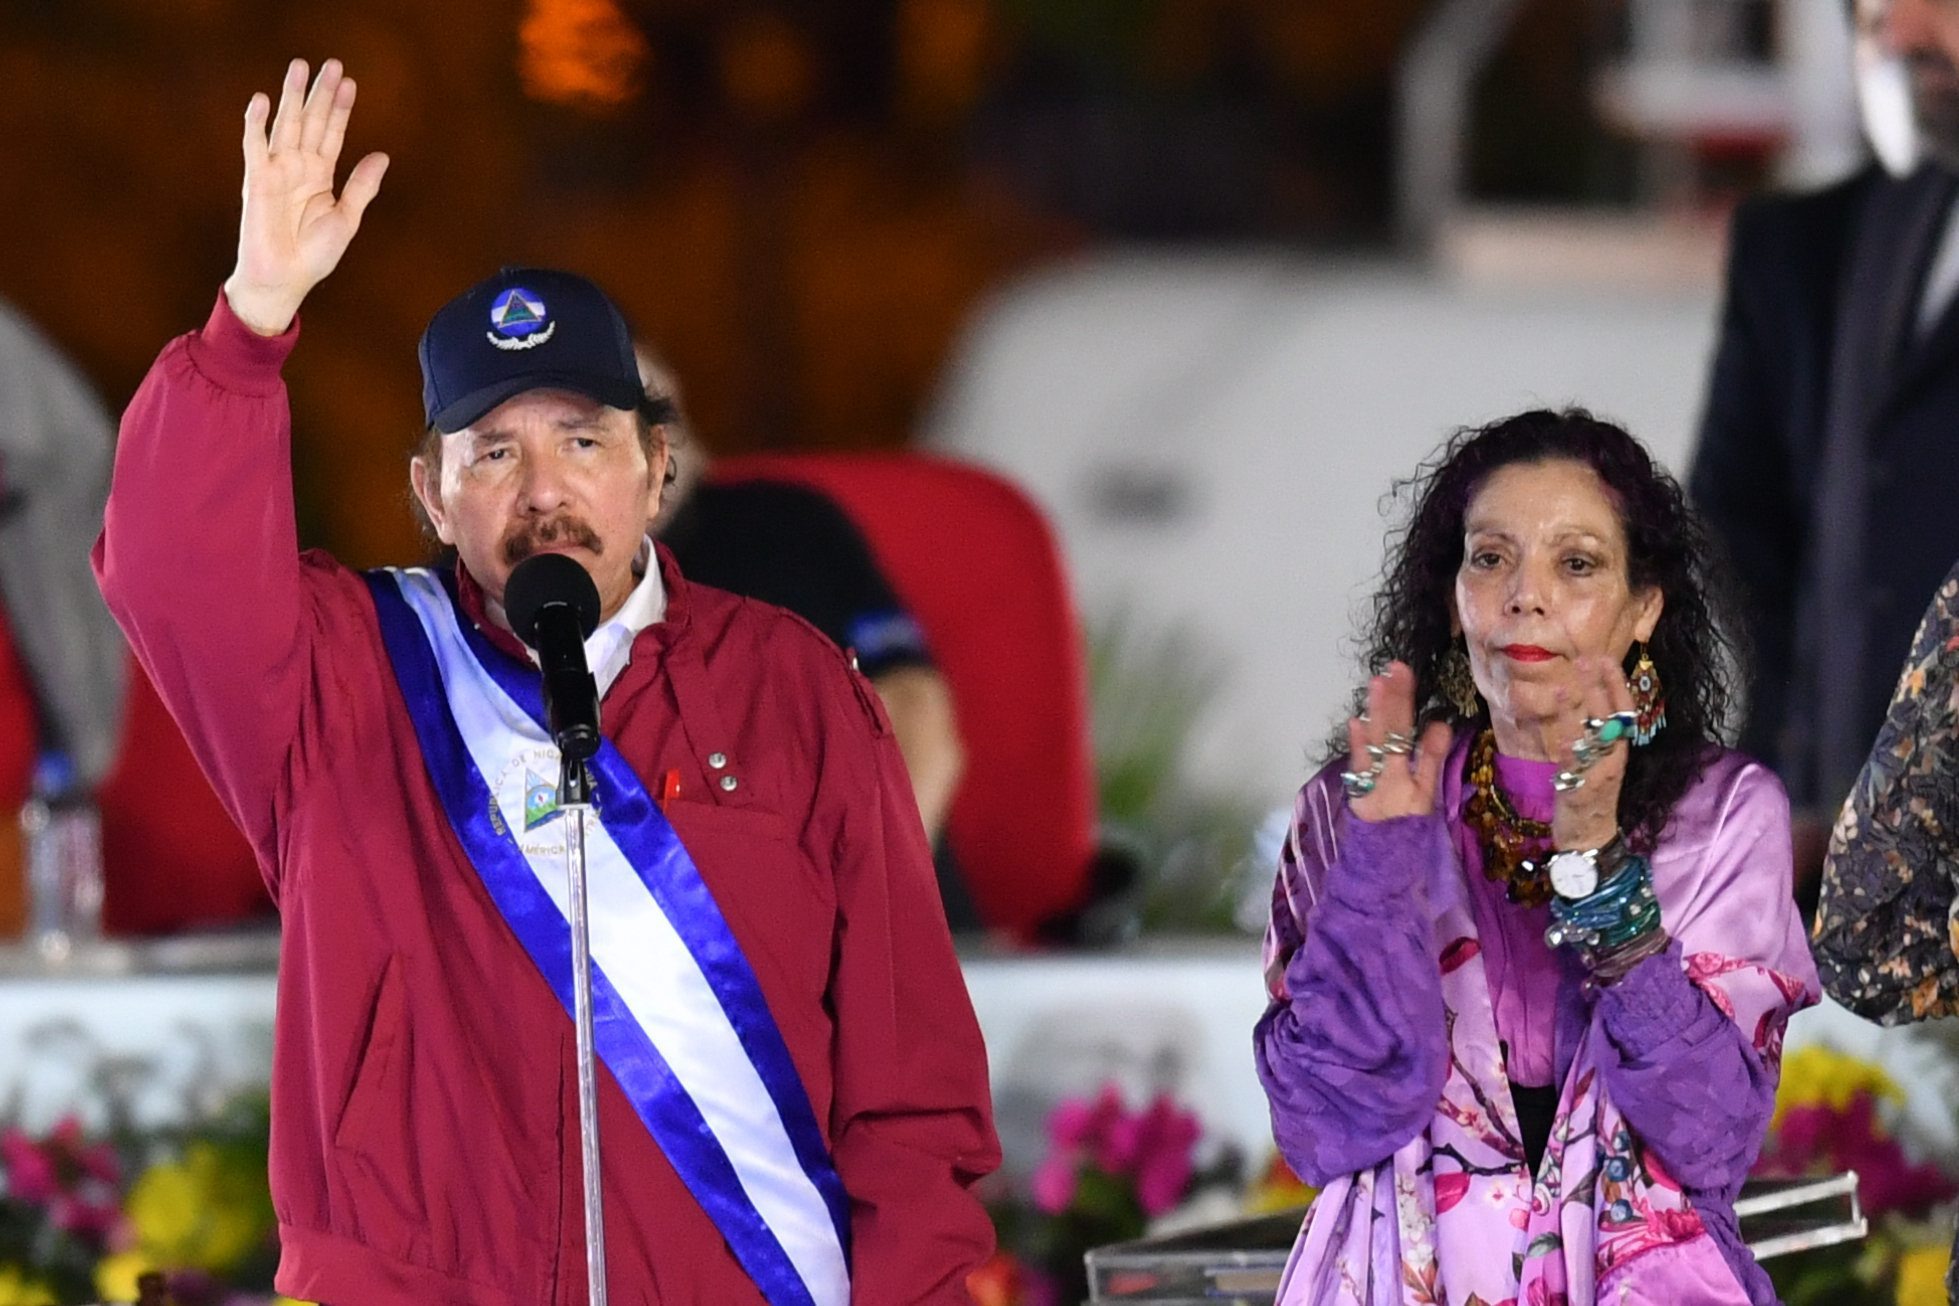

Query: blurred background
left=0, top=0, right=1842, bottom=557
left=1, top=0, right=1862, bottom=921
left=8, top=3, right=1957, bottom=1303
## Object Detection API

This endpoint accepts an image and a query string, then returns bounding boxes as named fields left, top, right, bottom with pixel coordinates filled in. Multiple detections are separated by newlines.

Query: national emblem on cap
left=487, top=286, right=556, bottom=351
left=424, top=267, right=643, bottom=430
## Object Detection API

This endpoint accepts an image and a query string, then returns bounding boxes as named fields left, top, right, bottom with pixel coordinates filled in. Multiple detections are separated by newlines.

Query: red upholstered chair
left=0, top=606, right=37, bottom=932
left=710, top=453, right=1098, bottom=940
left=0, top=599, right=264, bottom=937
left=96, top=657, right=269, bottom=935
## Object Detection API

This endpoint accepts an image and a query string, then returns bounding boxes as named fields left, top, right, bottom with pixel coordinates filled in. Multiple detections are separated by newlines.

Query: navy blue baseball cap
left=418, top=267, right=645, bottom=433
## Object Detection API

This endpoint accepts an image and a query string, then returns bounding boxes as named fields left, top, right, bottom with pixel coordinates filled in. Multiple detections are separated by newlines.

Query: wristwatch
left=1546, top=849, right=1600, bottom=899
left=1545, top=833, right=1627, bottom=900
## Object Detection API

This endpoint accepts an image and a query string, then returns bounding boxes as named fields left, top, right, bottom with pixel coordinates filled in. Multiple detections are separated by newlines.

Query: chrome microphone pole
left=508, top=552, right=611, bottom=1305
left=561, top=755, right=607, bottom=1306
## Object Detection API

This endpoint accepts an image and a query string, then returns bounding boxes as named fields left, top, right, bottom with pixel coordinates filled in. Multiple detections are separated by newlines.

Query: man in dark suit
left=1691, top=0, right=1959, bottom=917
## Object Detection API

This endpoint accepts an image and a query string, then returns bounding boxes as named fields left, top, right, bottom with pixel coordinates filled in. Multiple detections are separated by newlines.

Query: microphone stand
left=558, top=747, right=608, bottom=1306
left=517, top=571, right=609, bottom=1305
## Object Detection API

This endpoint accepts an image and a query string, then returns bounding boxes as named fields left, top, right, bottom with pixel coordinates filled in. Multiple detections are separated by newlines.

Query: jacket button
left=708, top=752, right=728, bottom=769
left=719, top=774, right=739, bottom=792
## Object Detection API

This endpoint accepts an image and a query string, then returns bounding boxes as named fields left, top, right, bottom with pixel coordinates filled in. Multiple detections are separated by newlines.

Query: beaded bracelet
left=1545, top=858, right=1652, bottom=944
left=1544, top=852, right=1664, bottom=968
left=1589, top=925, right=1672, bottom=986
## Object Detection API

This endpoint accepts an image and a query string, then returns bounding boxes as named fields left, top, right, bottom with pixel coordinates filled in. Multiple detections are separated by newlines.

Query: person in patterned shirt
left=1814, top=562, right=1959, bottom=1299
left=1815, top=562, right=1959, bottom=1022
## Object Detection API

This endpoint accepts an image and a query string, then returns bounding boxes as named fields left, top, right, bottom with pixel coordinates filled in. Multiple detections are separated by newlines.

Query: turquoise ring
left=1584, top=711, right=1638, bottom=749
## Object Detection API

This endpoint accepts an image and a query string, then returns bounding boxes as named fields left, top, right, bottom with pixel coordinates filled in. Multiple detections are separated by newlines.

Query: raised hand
left=1541, top=655, right=1635, bottom=851
left=223, top=59, right=389, bottom=337
left=1343, top=661, right=1455, bottom=823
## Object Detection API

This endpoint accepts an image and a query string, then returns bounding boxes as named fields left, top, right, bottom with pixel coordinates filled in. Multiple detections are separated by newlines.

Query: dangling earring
left=1629, top=642, right=1665, bottom=745
left=1437, top=641, right=1481, bottom=719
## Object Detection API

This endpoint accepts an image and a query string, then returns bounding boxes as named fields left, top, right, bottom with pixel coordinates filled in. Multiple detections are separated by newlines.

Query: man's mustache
left=502, top=515, right=603, bottom=566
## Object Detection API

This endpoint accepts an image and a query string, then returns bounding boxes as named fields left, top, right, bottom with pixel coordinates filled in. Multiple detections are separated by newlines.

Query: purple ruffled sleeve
left=1594, top=941, right=1776, bottom=1198
left=1591, top=757, right=1815, bottom=1205
left=1586, top=756, right=1818, bottom=1306
left=1254, top=776, right=1450, bottom=1186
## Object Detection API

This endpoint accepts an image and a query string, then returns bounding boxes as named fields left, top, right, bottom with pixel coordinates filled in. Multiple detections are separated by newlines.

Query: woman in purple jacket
left=1255, top=409, right=1817, bottom=1305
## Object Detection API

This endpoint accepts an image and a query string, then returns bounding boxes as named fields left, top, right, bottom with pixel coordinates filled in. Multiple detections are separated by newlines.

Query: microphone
left=504, top=553, right=603, bottom=764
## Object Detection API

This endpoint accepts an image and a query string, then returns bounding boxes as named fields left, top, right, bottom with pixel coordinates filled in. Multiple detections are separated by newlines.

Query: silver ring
left=1341, top=761, right=1385, bottom=799
left=1382, top=731, right=1415, bottom=756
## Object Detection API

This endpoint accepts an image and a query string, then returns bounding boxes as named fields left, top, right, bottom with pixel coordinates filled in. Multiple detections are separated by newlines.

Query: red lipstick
left=1501, top=644, right=1556, bottom=663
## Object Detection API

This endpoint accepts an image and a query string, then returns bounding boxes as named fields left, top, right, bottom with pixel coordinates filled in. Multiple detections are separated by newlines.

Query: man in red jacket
left=94, top=57, right=998, bottom=1305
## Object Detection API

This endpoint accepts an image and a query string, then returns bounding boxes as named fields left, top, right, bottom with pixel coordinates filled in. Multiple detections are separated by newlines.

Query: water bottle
left=20, top=751, right=102, bottom=962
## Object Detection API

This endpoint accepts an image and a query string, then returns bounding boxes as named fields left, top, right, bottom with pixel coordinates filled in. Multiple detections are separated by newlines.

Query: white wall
left=926, top=253, right=1721, bottom=814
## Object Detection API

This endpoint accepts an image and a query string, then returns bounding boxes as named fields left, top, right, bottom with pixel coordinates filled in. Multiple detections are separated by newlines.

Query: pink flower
left=1435, top=1171, right=1469, bottom=1213
left=1030, top=1154, right=1079, bottom=1214
left=75, top=1140, right=120, bottom=1187
left=49, top=1189, right=121, bottom=1238
left=1036, top=1084, right=1203, bottom=1218
left=1762, top=1103, right=1832, bottom=1170
left=0, top=1126, right=57, bottom=1204
left=1128, top=1096, right=1199, bottom=1217
left=1047, top=1085, right=1127, bottom=1157
left=1760, top=1091, right=1957, bottom=1218
left=1037, top=1085, right=1129, bottom=1212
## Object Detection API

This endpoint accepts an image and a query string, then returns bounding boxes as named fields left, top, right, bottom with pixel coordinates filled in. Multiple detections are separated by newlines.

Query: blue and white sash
left=364, top=567, right=851, bottom=1306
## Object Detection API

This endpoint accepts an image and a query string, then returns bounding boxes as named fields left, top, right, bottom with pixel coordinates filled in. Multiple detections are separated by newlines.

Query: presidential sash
left=364, top=567, right=851, bottom=1306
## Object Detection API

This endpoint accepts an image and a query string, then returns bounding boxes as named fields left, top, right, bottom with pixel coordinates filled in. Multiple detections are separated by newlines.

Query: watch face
left=1549, top=851, right=1598, bottom=899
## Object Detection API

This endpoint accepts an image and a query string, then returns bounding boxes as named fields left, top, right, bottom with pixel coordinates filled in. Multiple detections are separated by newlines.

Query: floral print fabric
left=1815, top=561, right=1959, bottom=1024
left=1267, top=742, right=1817, bottom=1305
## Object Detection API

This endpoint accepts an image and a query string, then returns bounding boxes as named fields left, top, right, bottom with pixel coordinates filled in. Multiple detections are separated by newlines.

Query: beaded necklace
left=1463, top=729, right=1553, bottom=906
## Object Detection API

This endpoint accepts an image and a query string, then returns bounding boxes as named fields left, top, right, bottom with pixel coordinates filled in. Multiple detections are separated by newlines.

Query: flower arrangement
left=1753, top=1044, right=1957, bottom=1306
left=0, top=1092, right=306, bottom=1306
left=979, top=1083, right=1234, bottom=1306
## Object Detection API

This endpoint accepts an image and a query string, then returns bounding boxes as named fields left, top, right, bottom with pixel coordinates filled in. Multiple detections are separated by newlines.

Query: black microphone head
left=504, top=552, right=602, bottom=643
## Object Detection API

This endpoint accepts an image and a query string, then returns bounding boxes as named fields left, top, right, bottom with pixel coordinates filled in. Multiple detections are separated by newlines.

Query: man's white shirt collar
left=587, top=537, right=666, bottom=696
left=518, top=536, right=666, bottom=698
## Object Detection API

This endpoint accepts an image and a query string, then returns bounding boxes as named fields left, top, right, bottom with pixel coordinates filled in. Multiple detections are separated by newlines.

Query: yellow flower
left=1245, top=1178, right=1317, bottom=1215
left=124, top=1141, right=273, bottom=1274
left=127, top=1155, right=202, bottom=1255
left=1243, top=1151, right=1317, bottom=1215
left=1894, top=1242, right=1950, bottom=1306
left=0, top=1265, right=56, bottom=1306
left=1772, top=1044, right=1903, bottom=1127
left=94, top=1250, right=155, bottom=1304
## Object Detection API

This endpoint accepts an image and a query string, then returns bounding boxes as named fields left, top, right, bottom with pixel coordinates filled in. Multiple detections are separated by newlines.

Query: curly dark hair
left=1334, top=407, right=1747, bottom=853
